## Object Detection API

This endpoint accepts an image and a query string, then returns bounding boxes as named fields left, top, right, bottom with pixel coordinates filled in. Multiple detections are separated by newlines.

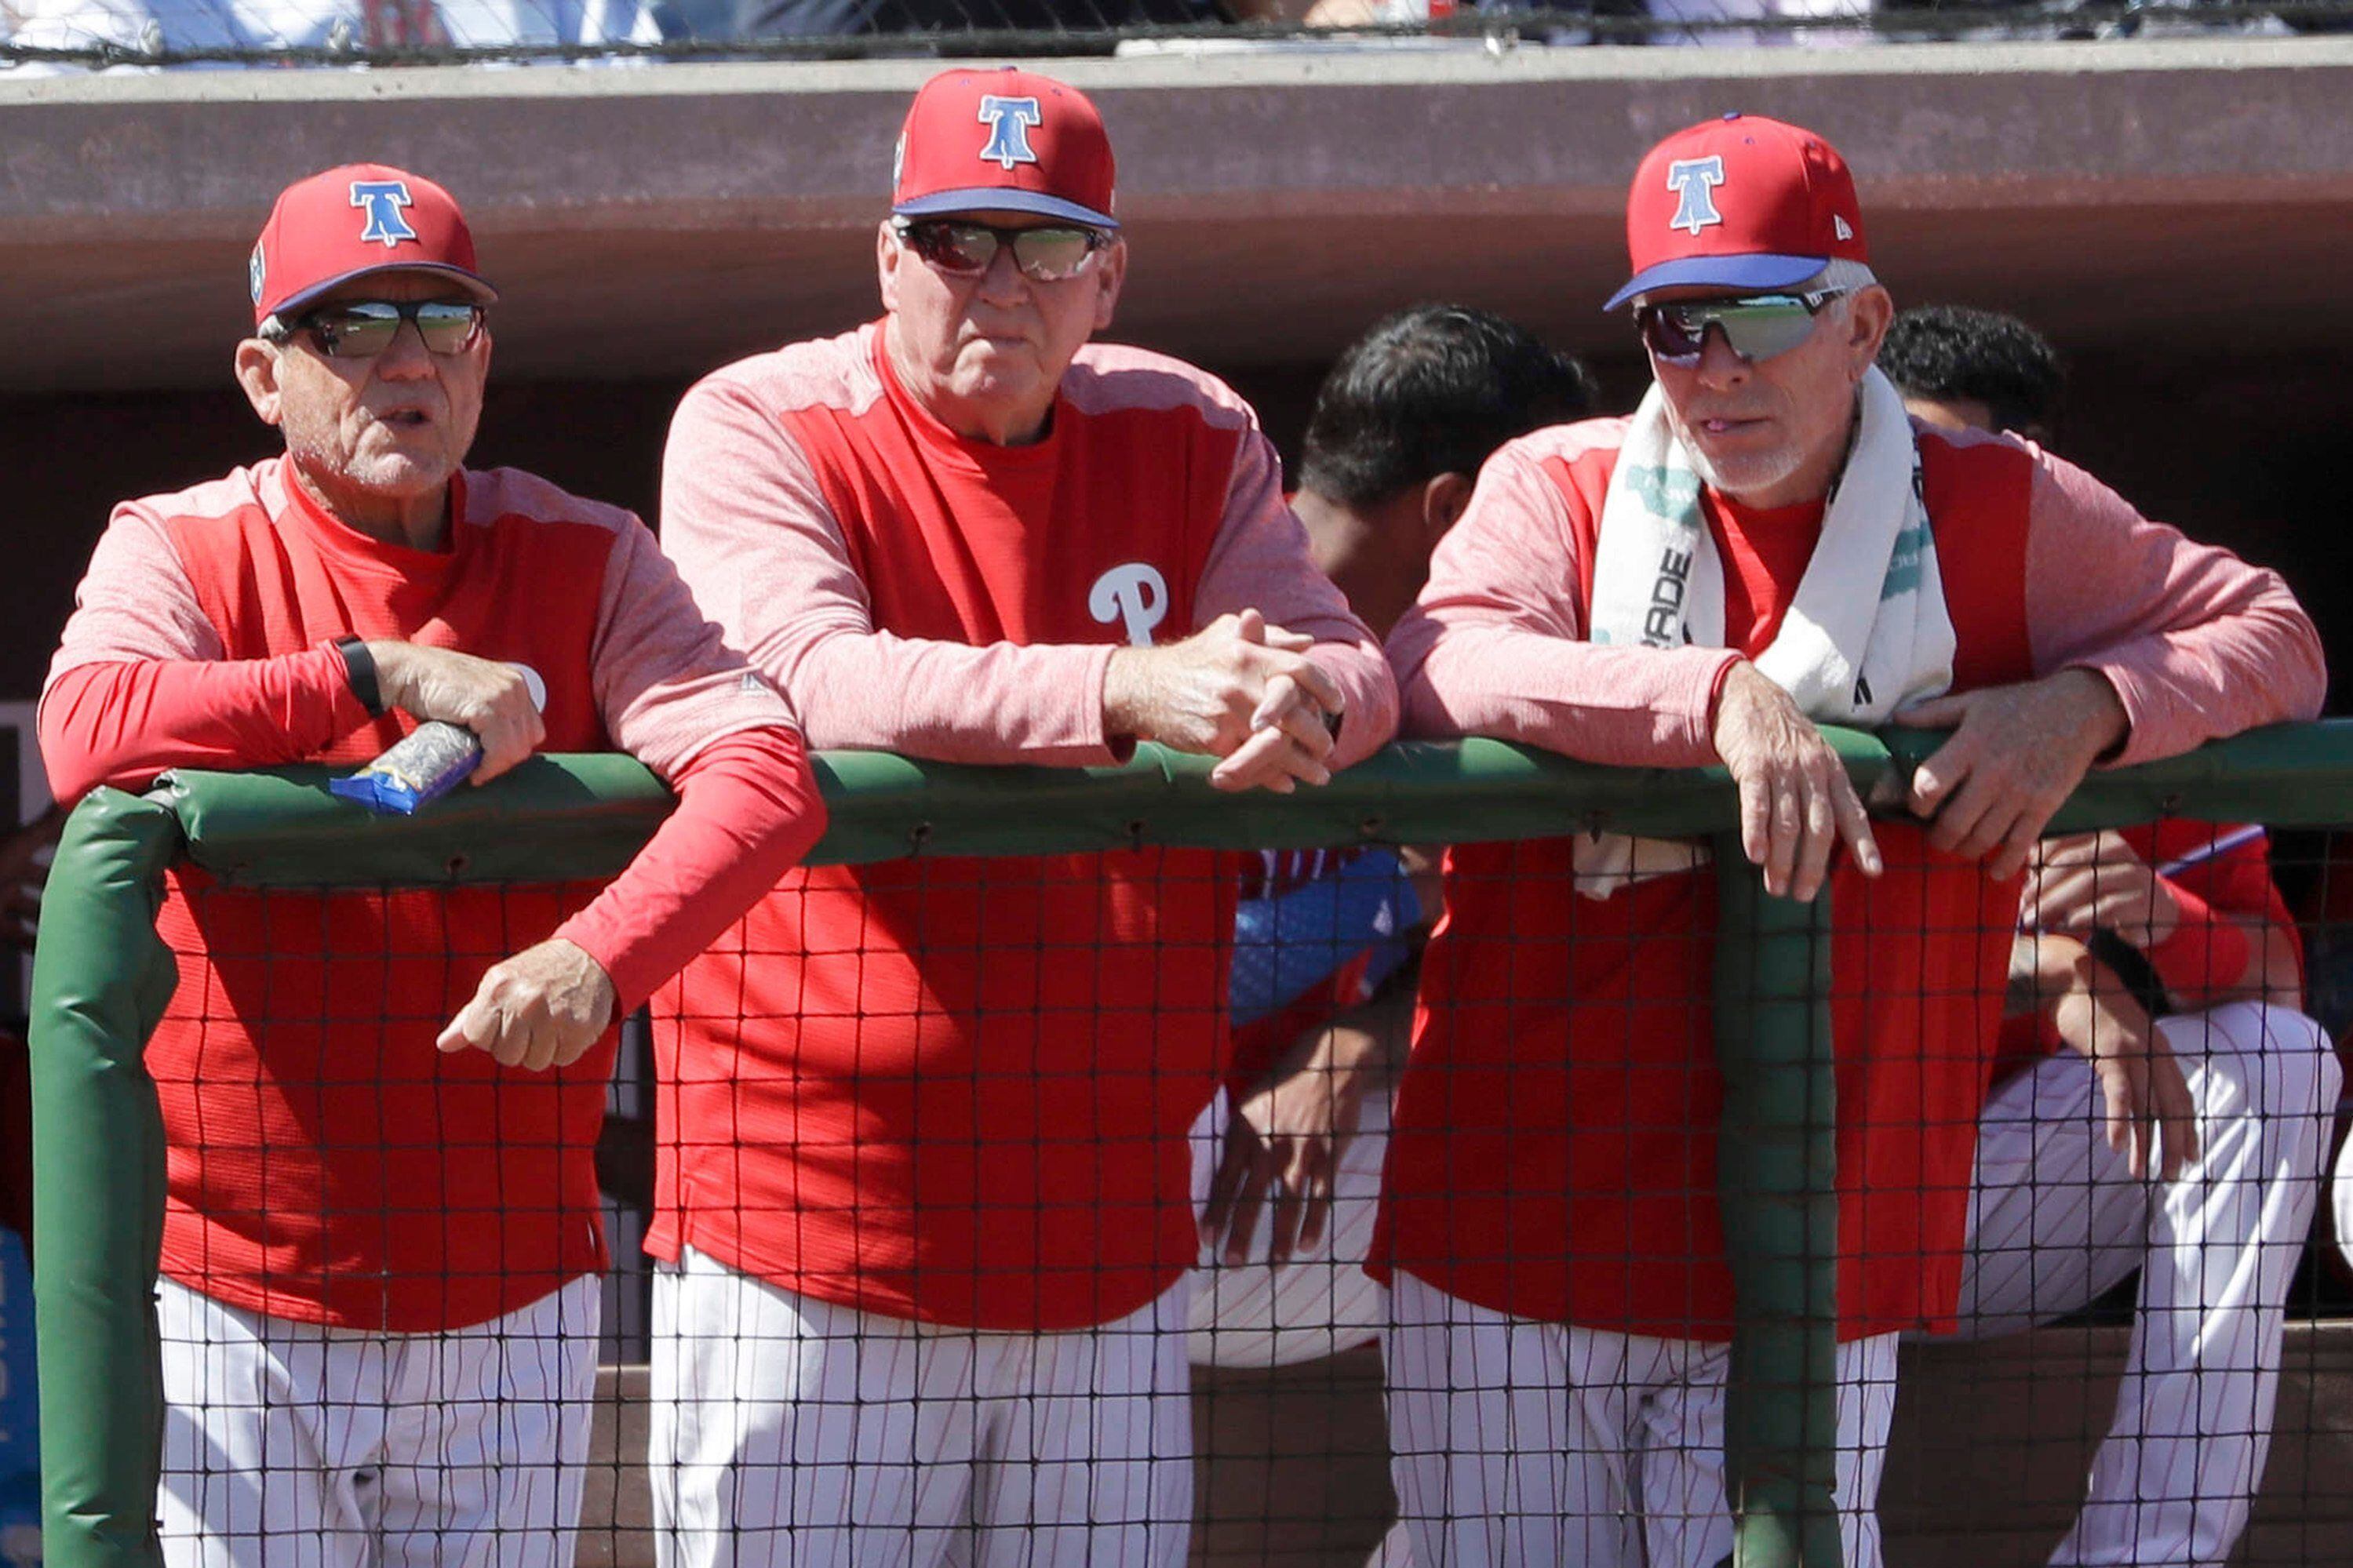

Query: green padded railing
left=31, top=720, right=2353, bottom=1568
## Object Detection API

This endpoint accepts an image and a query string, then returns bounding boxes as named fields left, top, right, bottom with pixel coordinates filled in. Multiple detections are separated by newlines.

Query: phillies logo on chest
left=1665, top=156, right=1726, bottom=236
left=1089, top=563, right=1168, bottom=647
left=350, top=180, right=420, bottom=248
left=977, top=95, right=1044, bottom=170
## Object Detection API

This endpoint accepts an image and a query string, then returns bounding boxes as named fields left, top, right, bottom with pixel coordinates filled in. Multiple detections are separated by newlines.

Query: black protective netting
left=116, top=814, right=2353, bottom=1566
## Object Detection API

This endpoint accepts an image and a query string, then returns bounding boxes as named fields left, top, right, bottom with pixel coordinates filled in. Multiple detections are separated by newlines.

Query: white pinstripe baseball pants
left=156, top=1273, right=601, bottom=1568
left=2334, top=1117, right=2353, bottom=1279
left=1952, top=999, right=2338, bottom=1568
left=649, top=1246, right=1193, bottom=1568
left=1384, top=1270, right=1900, bottom=1568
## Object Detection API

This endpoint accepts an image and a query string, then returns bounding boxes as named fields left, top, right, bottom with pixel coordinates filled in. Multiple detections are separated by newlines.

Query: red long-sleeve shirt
left=42, top=457, right=826, bottom=1329
left=1377, top=417, right=2323, bottom=1341
left=653, top=323, right=1398, bottom=1330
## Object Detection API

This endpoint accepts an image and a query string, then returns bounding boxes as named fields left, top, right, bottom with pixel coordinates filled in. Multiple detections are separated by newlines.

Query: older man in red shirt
left=42, top=166, right=825, bottom=1568
left=1378, top=115, right=2323, bottom=1568
left=653, top=68, right=1396, bottom=1568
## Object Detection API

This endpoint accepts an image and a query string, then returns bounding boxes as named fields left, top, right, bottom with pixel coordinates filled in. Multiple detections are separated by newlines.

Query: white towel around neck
left=1572, top=366, right=1956, bottom=897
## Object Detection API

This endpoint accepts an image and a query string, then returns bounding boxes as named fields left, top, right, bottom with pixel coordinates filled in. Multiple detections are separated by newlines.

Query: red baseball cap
left=248, top=163, right=497, bottom=327
left=1604, top=113, right=1867, bottom=311
left=891, top=67, right=1118, bottom=231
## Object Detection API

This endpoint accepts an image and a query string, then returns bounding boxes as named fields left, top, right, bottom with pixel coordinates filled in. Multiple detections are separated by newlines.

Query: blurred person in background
left=2, top=0, right=651, bottom=70
left=718, top=0, right=1213, bottom=45
left=1880, top=302, right=2066, bottom=446
left=0, top=805, right=60, bottom=1565
left=1641, top=0, right=1869, bottom=47
left=0, top=806, right=61, bottom=1250
left=1885, top=302, right=2336, bottom=1568
left=1193, top=302, right=1594, bottom=1369
left=1190, top=300, right=1590, bottom=1568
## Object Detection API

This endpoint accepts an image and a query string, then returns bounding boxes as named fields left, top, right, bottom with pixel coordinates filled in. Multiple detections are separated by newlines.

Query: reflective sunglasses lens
left=908, top=223, right=997, bottom=275
left=1715, top=298, right=1818, bottom=362
left=313, top=307, right=402, bottom=358
left=412, top=303, right=482, bottom=354
left=1009, top=228, right=1097, bottom=282
left=1639, top=306, right=1707, bottom=364
left=1641, top=297, right=1821, bottom=366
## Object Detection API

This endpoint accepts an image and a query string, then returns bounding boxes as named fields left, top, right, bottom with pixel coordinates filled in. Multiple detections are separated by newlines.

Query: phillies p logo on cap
left=249, top=162, right=497, bottom=327
left=891, top=67, right=1119, bottom=231
left=1605, top=113, right=1868, bottom=310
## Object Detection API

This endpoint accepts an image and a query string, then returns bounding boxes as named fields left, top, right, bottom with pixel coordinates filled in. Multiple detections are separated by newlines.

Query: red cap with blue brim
left=1604, top=113, right=1867, bottom=311
left=250, top=163, right=497, bottom=327
left=891, top=67, right=1119, bottom=231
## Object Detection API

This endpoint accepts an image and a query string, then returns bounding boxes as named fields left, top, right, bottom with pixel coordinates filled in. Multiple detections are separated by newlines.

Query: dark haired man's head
left=1878, top=304, right=2064, bottom=446
left=1295, top=304, right=1594, bottom=636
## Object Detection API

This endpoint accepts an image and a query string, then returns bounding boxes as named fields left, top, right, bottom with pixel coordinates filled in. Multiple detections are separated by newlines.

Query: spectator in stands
left=1885, top=304, right=2340, bottom=1566
left=1379, top=113, right=2324, bottom=1568
left=2, top=0, right=651, bottom=70
left=1193, top=302, right=1594, bottom=1369
left=723, top=0, right=1213, bottom=44
left=38, top=162, right=823, bottom=1568
left=651, top=67, right=1396, bottom=1567
left=1641, top=0, right=1863, bottom=46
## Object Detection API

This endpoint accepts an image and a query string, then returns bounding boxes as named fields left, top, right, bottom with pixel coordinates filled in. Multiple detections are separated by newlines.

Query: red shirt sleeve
left=2142, top=881, right=2256, bottom=1011
left=2127, top=820, right=2297, bottom=1006
left=553, top=726, right=827, bottom=1012
left=39, top=646, right=370, bottom=806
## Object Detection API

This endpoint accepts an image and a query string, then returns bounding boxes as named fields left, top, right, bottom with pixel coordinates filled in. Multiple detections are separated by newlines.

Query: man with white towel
left=1375, top=111, right=2326, bottom=1568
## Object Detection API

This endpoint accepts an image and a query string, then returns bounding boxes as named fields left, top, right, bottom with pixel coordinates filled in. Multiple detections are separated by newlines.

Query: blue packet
left=329, top=721, right=483, bottom=815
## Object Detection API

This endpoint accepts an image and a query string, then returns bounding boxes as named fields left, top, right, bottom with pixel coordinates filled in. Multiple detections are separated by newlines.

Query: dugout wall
left=8, top=43, right=2353, bottom=710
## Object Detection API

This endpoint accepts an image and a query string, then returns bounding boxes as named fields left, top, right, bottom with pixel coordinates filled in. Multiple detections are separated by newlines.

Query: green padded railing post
left=28, top=790, right=184, bottom=1568
left=1712, top=842, right=1841, bottom=1568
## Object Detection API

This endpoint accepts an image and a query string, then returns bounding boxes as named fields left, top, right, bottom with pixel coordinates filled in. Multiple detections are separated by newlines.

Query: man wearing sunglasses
left=652, top=67, right=1396, bottom=1568
left=42, top=162, right=826, bottom=1568
left=1378, top=114, right=2323, bottom=1567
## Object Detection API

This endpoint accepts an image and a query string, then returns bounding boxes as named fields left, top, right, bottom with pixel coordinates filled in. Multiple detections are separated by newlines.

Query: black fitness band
left=2085, top=926, right=2175, bottom=1021
left=334, top=636, right=385, bottom=719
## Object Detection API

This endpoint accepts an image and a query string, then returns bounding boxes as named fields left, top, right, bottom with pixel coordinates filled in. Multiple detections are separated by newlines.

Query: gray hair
left=1629, top=257, right=1879, bottom=313
left=1809, top=258, right=1881, bottom=297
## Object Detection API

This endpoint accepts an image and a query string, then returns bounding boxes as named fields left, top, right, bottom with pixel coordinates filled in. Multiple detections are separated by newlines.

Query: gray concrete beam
left=4, top=39, right=2351, bottom=391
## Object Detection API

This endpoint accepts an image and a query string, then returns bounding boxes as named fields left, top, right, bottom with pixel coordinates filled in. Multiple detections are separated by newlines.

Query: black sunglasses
left=893, top=220, right=1111, bottom=284
left=1636, top=288, right=1848, bottom=367
left=270, top=299, right=486, bottom=359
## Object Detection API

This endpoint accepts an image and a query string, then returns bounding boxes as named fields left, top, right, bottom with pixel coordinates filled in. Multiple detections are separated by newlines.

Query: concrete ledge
left=4, top=39, right=2353, bottom=391
left=577, top=1320, right=2353, bottom=1566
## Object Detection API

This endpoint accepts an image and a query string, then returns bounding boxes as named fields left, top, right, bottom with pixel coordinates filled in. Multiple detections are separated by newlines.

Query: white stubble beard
left=1665, top=399, right=1808, bottom=501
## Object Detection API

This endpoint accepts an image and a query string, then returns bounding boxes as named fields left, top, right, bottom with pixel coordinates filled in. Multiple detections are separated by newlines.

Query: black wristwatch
left=334, top=635, right=385, bottom=719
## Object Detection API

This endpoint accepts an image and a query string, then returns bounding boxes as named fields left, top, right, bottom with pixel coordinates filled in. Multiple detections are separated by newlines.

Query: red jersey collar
left=869, top=318, right=1065, bottom=472
left=274, top=457, right=472, bottom=573
left=1705, top=486, right=1826, bottom=538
